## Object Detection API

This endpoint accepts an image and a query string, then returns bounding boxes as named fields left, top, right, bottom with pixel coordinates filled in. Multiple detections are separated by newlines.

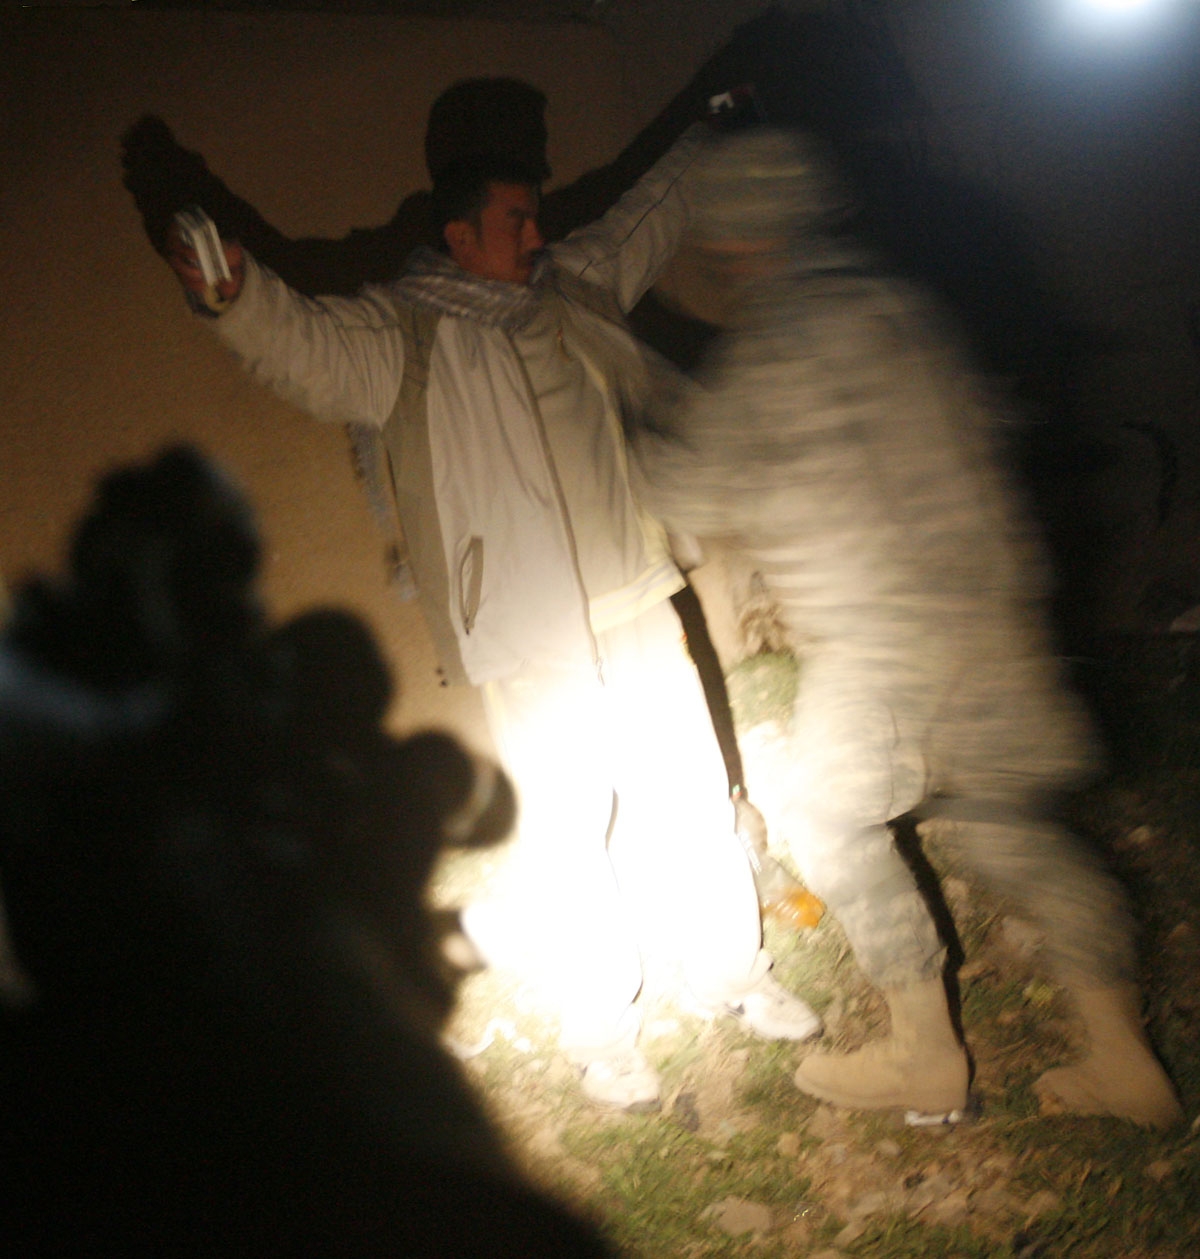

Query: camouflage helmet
left=691, top=127, right=851, bottom=244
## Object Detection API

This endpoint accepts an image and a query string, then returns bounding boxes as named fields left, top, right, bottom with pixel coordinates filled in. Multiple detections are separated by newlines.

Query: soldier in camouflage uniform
left=632, top=129, right=1182, bottom=1127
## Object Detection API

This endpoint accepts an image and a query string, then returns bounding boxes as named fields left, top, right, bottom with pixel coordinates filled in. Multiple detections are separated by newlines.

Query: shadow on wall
left=121, top=68, right=712, bottom=296
left=118, top=7, right=1089, bottom=424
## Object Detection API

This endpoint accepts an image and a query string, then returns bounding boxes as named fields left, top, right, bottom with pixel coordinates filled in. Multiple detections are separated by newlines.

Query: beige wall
left=4, top=2, right=1199, bottom=742
left=0, top=8, right=681, bottom=751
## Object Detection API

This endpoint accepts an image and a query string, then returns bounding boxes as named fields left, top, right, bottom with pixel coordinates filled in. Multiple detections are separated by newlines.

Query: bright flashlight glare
left=1069, top=0, right=1170, bottom=18
left=1056, top=0, right=1187, bottom=46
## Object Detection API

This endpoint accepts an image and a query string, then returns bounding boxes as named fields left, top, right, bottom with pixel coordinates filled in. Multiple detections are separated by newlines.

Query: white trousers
left=474, top=597, right=767, bottom=1057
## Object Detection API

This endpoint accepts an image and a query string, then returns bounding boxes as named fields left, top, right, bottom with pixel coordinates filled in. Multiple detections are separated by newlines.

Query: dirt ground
left=435, top=634, right=1200, bottom=1258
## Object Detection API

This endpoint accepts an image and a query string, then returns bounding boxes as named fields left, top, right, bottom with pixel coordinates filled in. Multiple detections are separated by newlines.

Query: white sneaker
left=722, top=973, right=823, bottom=1042
left=579, top=1047, right=662, bottom=1113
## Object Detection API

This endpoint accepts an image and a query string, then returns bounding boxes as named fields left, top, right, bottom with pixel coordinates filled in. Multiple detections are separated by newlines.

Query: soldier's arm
left=549, top=124, right=707, bottom=314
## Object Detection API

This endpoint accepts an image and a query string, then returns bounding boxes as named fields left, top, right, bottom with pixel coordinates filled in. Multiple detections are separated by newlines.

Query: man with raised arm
left=162, top=121, right=821, bottom=1113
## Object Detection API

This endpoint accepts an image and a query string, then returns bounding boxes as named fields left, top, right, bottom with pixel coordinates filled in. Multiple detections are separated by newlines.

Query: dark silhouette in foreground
left=0, top=446, right=613, bottom=1256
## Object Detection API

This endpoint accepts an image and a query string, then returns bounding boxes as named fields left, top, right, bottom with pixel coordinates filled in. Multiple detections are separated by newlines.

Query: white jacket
left=212, top=128, right=705, bottom=684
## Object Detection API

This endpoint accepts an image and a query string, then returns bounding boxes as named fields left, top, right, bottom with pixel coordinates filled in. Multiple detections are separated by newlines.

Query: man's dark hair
left=430, top=152, right=542, bottom=250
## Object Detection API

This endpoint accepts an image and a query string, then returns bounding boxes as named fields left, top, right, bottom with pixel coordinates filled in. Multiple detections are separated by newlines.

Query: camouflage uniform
left=632, top=134, right=1135, bottom=993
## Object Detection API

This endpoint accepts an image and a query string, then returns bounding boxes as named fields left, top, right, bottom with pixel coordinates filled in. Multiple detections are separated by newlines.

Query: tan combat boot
left=793, top=978, right=969, bottom=1116
left=1035, top=983, right=1183, bottom=1129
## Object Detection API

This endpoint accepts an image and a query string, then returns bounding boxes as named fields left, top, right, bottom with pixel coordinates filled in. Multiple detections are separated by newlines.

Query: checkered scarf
left=391, top=245, right=547, bottom=333
left=348, top=246, right=552, bottom=599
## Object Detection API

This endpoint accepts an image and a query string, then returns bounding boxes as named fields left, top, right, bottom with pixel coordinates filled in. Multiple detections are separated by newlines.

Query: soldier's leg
left=937, top=804, right=1180, bottom=1125
left=783, top=657, right=969, bottom=1114
left=788, top=823, right=970, bottom=1113
left=782, top=654, right=941, bottom=982
left=938, top=654, right=1182, bottom=1127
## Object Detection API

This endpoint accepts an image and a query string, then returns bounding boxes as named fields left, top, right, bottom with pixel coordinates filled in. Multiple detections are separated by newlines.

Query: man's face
left=446, top=181, right=544, bottom=286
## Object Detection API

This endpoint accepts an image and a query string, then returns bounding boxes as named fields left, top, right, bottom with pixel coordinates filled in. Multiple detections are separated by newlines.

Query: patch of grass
left=961, top=974, right=1067, bottom=1051
left=993, top=1121, right=1200, bottom=1258
left=764, top=913, right=859, bottom=1005
left=737, top=1038, right=807, bottom=1114
left=847, top=1216, right=1006, bottom=1258
left=559, top=1114, right=814, bottom=1258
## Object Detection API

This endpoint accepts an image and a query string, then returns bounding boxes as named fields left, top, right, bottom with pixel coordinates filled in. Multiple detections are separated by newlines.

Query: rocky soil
left=437, top=635, right=1200, bottom=1257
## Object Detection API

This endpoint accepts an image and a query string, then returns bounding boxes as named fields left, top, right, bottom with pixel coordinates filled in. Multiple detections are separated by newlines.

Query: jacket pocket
left=459, top=535, right=483, bottom=634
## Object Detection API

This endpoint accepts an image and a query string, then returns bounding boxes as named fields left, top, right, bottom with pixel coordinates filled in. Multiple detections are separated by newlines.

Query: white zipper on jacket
left=503, top=328, right=603, bottom=681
